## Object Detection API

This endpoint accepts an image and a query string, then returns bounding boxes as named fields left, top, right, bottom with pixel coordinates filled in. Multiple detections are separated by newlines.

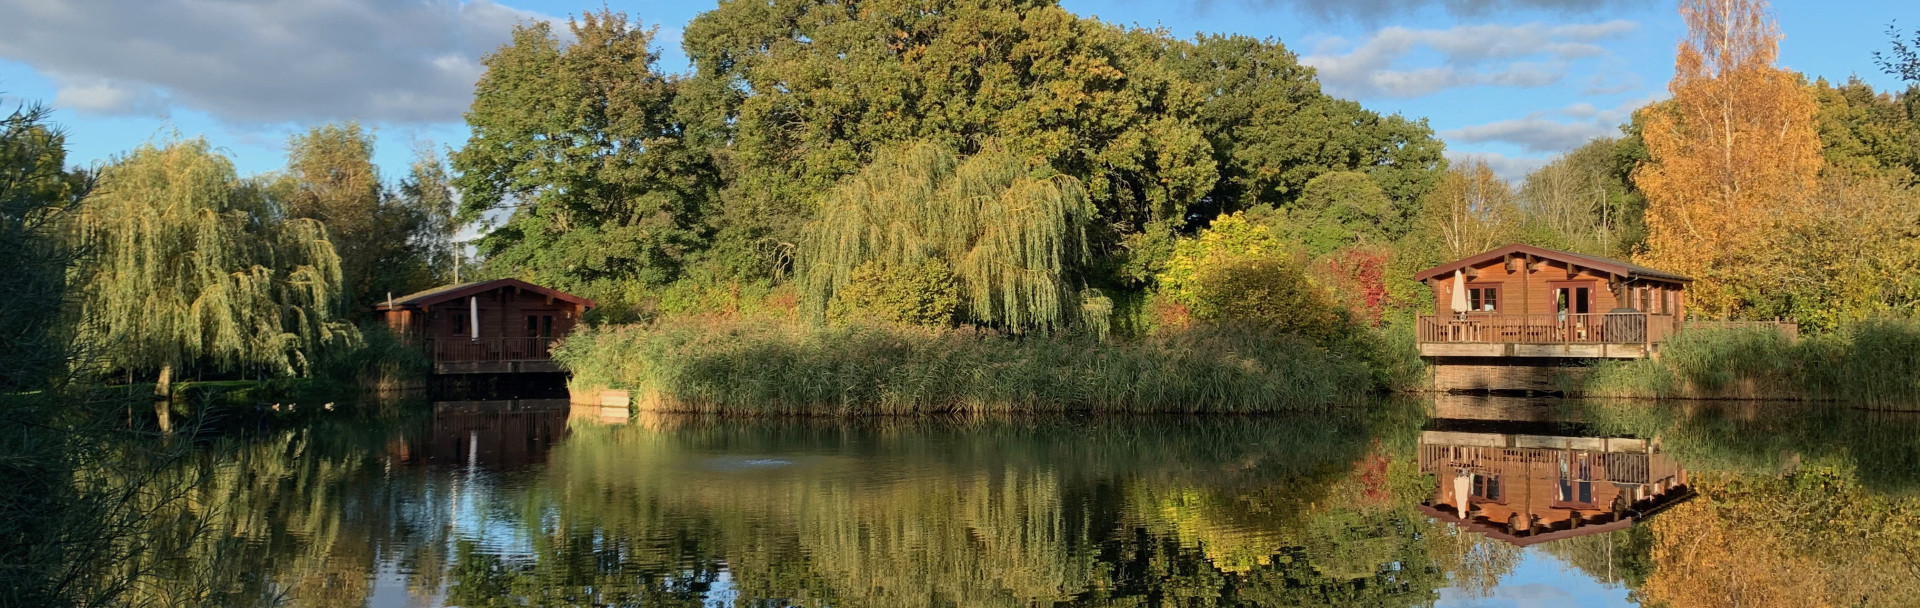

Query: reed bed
left=554, top=318, right=1377, bottom=415
left=1578, top=319, right=1920, bottom=408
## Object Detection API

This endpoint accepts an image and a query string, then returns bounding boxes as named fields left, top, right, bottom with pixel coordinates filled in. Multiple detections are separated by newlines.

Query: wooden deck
left=427, top=337, right=562, bottom=374
left=1416, top=312, right=1678, bottom=359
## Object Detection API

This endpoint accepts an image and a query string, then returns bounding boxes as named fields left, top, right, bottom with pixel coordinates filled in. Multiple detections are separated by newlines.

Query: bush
left=1570, top=319, right=1920, bottom=408
left=1189, top=255, right=1353, bottom=347
left=555, top=317, right=1378, bottom=415
left=827, top=259, right=960, bottom=327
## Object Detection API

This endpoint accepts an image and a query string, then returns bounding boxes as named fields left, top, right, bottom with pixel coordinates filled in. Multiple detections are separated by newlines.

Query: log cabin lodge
left=1413, top=244, right=1692, bottom=392
left=376, top=278, right=596, bottom=375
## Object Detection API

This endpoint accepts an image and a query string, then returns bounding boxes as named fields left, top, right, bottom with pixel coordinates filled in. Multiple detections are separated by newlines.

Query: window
left=1471, top=474, right=1502, bottom=502
left=451, top=312, right=467, bottom=336
left=526, top=314, right=557, bottom=337
left=1468, top=286, right=1499, bottom=312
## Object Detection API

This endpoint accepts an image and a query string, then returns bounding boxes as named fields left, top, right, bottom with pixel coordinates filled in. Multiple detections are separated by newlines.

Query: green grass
left=1574, top=319, right=1920, bottom=408
left=555, top=317, right=1382, bottom=415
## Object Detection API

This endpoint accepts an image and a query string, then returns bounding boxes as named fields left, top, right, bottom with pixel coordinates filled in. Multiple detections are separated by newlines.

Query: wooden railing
left=426, top=338, right=558, bottom=363
left=1418, top=444, right=1657, bottom=485
left=1417, top=313, right=1679, bottom=345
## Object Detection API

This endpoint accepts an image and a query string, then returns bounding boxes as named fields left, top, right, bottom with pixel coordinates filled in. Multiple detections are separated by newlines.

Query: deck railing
left=426, top=337, right=559, bottom=363
left=1417, top=312, right=1679, bottom=345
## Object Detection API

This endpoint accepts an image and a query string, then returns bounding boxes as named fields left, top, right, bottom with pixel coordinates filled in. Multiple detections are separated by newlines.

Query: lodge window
left=1470, top=474, right=1502, bottom=503
left=1468, top=285, right=1499, bottom=312
left=526, top=314, right=555, bottom=338
left=451, top=312, right=468, bottom=336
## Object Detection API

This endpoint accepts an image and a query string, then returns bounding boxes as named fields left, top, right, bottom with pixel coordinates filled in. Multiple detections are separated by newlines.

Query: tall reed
left=1576, top=319, right=1920, bottom=408
left=555, top=318, right=1378, bottom=415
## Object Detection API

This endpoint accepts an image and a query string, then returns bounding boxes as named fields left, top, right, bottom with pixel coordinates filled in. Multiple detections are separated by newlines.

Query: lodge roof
left=374, top=278, right=596, bottom=311
left=1412, top=244, right=1692, bottom=284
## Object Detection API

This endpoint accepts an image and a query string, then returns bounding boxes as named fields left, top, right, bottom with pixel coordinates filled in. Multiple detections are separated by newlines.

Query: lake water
left=130, top=394, right=1920, bottom=607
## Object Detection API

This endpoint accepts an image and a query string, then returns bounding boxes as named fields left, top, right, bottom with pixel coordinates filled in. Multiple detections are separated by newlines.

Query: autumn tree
left=1634, top=0, right=1823, bottom=319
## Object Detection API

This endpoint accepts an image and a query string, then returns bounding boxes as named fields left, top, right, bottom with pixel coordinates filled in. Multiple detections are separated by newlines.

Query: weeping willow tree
left=73, top=139, right=356, bottom=397
left=803, top=141, right=1106, bottom=335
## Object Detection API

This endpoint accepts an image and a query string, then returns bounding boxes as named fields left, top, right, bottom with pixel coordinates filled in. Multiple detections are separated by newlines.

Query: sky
left=0, top=0, right=1913, bottom=183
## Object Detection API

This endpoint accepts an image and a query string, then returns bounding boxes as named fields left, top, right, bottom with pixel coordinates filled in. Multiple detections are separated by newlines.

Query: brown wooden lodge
left=376, top=278, right=595, bottom=375
left=1414, top=244, right=1692, bottom=360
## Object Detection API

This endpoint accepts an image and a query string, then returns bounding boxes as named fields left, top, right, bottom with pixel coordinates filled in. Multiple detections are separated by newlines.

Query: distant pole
left=453, top=246, right=461, bottom=284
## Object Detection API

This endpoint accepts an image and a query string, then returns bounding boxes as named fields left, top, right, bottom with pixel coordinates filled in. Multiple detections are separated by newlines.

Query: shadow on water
left=45, top=391, right=1920, bottom=607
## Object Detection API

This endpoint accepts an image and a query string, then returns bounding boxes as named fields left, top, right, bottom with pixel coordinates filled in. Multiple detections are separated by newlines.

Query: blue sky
left=0, top=0, right=1912, bottom=183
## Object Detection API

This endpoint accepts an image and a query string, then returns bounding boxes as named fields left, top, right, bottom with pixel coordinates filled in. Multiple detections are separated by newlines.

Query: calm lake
left=146, top=394, right=1920, bottom=607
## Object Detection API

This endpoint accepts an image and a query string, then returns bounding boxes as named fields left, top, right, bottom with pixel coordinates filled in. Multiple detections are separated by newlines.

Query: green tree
left=802, top=141, right=1100, bottom=334
left=73, top=139, right=356, bottom=397
left=453, top=11, right=716, bottom=310
left=1271, top=171, right=1396, bottom=256
left=679, top=0, right=1216, bottom=277
left=0, top=103, right=87, bottom=393
left=397, top=143, right=463, bottom=285
left=281, top=122, right=428, bottom=309
left=1166, top=34, right=1444, bottom=221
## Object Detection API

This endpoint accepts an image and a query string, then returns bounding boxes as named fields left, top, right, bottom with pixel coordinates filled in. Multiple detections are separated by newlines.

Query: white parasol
left=1449, top=269, right=1469, bottom=314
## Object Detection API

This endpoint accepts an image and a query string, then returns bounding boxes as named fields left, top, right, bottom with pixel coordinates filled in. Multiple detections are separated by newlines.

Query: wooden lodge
left=1414, top=245, right=1692, bottom=392
left=376, top=278, right=596, bottom=375
left=1416, top=404, right=1693, bottom=546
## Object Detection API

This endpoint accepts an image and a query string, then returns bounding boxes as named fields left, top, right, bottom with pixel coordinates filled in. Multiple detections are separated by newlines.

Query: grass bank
left=555, top=318, right=1384, bottom=415
left=1575, top=319, right=1920, bottom=408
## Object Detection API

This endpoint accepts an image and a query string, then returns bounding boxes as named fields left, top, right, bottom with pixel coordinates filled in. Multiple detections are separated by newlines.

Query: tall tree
left=73, top=139, right=355, bottom=397
left=1634, top=0, right=1823, bottom=318
left=1420, top=159, right=1515, bottom=260
left=679, top=0, right=1217, bottom=277
left=0, top=102, right=88, bottom=393
left=1165, top=34, right=1444, bottom=222
left=1516, top=136, right=1646, bottom=257
left=453, top=11, right=715, bottom=311
left=281, top=123, right=427, bottom=308
left=397, top=143, right=463, bottom=285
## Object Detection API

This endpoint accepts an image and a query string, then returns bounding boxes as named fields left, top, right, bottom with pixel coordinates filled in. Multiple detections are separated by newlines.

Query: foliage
left=397, top=143, right=464, bottom=286
left=1641, top=466, right=1920, bottom=608
left=555, top=317, right=1376, bottom=415
left=1271, top=171, right=1397, bottom=256
left=73, top=139, right=358, bottom=386
left=1188, top=255, right=1352, bottom=347
left=1515, top=136, right=1647, bottom=258
left=1575, top=320, right=1920, bottom=407
left=1635, top=0, right=1824, bottom=319
left=0, top=102, right=87, bottom=392
left=802, top=141, right=1099, bottom=334
left=280, top=122, right=432, bottom=310
left=453, top=11, right=716, bottom=312
left=1167, top=34, right=1443, bottom=219
left=1416, top=158, right=1515, bottom=260
left=826, top=259, right=961, bottom=327
left=1155, top=212, right=1284, bottom=306
left=1877, top=22, right=1920, bottom=85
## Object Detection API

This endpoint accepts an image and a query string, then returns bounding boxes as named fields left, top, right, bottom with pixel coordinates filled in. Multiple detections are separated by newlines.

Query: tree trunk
left=154, top=364, right=173, bottom=434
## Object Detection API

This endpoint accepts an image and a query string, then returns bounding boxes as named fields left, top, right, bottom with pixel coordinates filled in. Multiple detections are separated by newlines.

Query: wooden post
left=1522, top=254, right=1532, bottom=316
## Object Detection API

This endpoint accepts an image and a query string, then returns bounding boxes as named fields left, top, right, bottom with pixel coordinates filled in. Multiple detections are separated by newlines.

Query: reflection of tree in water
left=1430, top=525, right=1520, bottom=599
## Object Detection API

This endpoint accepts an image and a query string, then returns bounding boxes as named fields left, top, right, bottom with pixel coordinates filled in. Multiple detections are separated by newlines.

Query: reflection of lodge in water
left=1416, top=412, right=1694, bottom=546
left=390, top=399, right=574, bottom=469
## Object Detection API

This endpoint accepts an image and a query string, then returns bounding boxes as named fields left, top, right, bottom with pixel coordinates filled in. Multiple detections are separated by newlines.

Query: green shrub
left=827, top=259, right=960, bottom=327
left=1188, top=255, right=1353, bottom=347
left=555, top=317, right=1377, bottom=415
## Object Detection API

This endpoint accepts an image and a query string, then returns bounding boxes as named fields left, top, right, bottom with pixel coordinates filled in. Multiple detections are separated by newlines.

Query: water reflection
left=1418, top=397, right=1693, bottom=547
left=86, top=395, right=1920, bottom=607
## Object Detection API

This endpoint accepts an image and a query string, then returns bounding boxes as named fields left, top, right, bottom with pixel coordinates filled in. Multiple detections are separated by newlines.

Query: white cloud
left=1440, top=96, right=1659, bottom=154
left=1302, top=21, right=1638, bottom=99
left=1448, top=150, right=1548, bottom=183
left=0, top=0, right=552, bottom=124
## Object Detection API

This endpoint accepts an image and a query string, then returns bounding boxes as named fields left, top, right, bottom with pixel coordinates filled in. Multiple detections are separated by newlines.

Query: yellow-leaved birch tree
left=1635, top=0, right=1823, bottom=318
